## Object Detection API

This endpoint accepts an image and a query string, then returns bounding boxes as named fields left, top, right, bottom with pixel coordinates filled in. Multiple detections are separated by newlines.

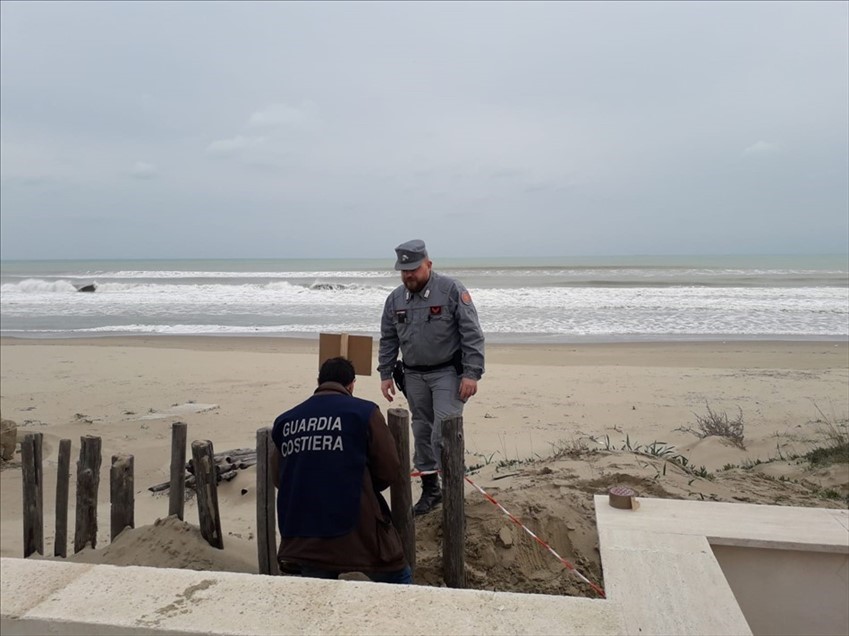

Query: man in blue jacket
left=271, top=356, right=410, bottom=583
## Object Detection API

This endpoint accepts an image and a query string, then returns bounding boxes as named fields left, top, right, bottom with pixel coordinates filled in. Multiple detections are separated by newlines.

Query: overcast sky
left=1, top=1, right=847, bottom=260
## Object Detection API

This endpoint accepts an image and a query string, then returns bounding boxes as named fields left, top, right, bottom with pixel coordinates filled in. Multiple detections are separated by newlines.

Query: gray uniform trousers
left=405, top=367, right=466, bottom=473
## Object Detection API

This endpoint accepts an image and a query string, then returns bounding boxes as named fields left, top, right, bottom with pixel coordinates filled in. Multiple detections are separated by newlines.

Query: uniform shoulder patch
left=461, top=290, right=472, bottom=305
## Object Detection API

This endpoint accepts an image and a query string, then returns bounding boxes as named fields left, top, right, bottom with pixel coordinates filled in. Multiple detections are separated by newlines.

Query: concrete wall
left=0, top=558, right=621, bottom=636
left=594, top=496, right=848, bottom=636
left=3, top=498, right=847, bottom=635
left=712, top=545, right=849, bottom=636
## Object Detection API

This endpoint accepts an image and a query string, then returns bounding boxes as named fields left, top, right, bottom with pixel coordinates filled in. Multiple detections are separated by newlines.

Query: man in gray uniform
left=378, top=239, right=485, bottom=516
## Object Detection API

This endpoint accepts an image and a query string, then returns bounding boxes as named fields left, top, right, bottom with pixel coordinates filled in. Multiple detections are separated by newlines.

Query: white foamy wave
left=86, top=282, right=143, bottom=292
left=70, top=323, right=380, bottom=335
left=472, top=285, right=847, bottom=310
left=74, top=270, right=390, bottom=280
left=303, top=281, right=396, bottom=293
left=3, top=256, right=847, bottom=341
left=1, top=279, right=79, bottom=293
left=263, top=281, right=301, bottom=292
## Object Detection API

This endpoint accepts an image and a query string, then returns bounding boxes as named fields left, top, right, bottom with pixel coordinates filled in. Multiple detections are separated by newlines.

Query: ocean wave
left=6, top=315, right=845, bottom=338
left=64, top=323, right=381, bottom=335
left=0, top=279, right=395, bottom=299
left=1, top=279, right=79, bottom=293
left=57, top=270, right=392, bottom=280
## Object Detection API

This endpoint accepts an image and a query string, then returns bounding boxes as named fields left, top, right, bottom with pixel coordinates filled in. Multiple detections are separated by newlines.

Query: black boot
left=413, top=473, right=442, bottom=516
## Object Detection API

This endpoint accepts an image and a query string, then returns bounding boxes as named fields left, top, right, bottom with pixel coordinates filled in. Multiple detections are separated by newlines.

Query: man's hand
left=381, top=379, right=396, bottom=402
left=459, top=377, right=478, bottom=401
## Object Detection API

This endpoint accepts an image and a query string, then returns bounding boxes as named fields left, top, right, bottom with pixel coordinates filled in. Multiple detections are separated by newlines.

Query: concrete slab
left=594, top=496, right=849, bottom=553
left=5, top=497, right=847, bottom=636
left=598, top=528, right=752, bottom=636
left=0, top=559, right=93, bottom=618
left=829, top=509, right=849, bottom=534
left=594, top=496, right=849, bottom=636
left=1, top=559, right=622, bottom=636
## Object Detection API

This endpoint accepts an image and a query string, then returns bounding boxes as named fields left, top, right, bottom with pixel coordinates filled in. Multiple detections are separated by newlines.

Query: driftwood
left=148, top=447, right=258, bottom=492
left=192, top=440, right=223, bottom=549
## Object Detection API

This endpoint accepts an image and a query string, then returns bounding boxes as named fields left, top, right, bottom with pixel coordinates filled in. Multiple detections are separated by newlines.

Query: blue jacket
left=272, top=385, right=377, bottom=538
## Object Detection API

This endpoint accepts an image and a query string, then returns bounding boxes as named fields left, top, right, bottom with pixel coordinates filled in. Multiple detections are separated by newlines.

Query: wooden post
left=54, top=438, right=72, bottom=558
left=21, top=433, right=44, bottom=558
left=191, top=440, right=224, bottom=549
left=388, top=408, right=416, bottom=576
left=110, top=454, right=134, bottom=541
left=441, top=415, right=465, bottom=588
left=74, top=435, right=102, bottom=553
left=256, top=427, right=279, bottom=575
left=169, top=422, right=187, bottom=520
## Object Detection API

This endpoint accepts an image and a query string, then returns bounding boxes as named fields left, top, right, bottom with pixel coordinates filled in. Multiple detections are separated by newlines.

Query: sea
left=1, top=255, right=847, bottom=343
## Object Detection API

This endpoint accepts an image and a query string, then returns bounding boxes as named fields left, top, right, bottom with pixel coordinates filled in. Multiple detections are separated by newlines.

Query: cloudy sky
left=1, top=1, right=847, bottom=260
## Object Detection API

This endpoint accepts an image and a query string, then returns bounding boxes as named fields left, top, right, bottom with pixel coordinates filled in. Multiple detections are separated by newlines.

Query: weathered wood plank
left=54, top=438, right=71, bottom=558
left=110, top=454, right=134, bottom=541
left=191, top=440, right=223, bottom=549
left=441, top=415, right=465, bottom=588
left=74, top=435, right=102, bottom=553
left=168, top=422, right=187, bottom=520
left=256, top=427, right=279, bottom=575
left=21, top=433, right=44, bottom=558
left=388, top=408, right=416, bottom=576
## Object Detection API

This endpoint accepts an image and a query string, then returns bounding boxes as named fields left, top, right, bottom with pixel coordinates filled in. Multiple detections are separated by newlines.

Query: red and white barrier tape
left=410, top=469, right=605, bottom=598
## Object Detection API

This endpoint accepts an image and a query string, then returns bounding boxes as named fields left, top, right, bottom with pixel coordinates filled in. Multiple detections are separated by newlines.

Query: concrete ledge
left=1, top=558, right=621, bottom=636
left=4, top=498, right=847, bottom=635
left=594, top=496, right=849, bottom=553
left=598, top=528, right=752, bottom=636
left=594, top=496, right=849, bottom=636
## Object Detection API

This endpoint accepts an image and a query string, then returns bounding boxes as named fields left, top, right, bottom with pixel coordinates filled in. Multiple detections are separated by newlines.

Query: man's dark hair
left=318, top=357, right=356, bottom=386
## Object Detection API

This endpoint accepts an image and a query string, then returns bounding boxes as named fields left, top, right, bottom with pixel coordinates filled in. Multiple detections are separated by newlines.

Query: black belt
left=403, top=351, right=461, bottom=373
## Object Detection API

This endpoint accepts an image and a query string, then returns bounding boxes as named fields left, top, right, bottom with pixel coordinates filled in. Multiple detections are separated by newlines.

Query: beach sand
left=2, top=337, right=847, bottom=596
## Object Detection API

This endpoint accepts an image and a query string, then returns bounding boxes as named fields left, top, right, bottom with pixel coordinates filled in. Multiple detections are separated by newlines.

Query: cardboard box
left=318, top=333, right=373, bottom=376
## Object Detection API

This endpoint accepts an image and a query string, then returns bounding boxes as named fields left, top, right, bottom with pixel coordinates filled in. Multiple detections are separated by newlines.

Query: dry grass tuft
left=691, top=402, right=746, bottom=449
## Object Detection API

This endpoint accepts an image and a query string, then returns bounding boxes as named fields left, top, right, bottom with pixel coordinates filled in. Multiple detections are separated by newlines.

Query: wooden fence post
left=388, top=408, right=416, bottom=576
left=256, top=427, right=279, bottom=575
left=191, top=440, right=224, bottom=549
left=110, top=454, right=134, bottom=541
left=441, top=415, right=465, bottom=588
left=21, top=432, right=44, bottom=558
left=169, top=422, right=187, bottom=520
left=74, top=435, right=102, bottom=553
left=54, top=438, right=71, bottom=557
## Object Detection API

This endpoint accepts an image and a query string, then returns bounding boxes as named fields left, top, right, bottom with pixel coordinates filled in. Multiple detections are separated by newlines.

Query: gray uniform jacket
left=378, top=271, right=485, bottom=381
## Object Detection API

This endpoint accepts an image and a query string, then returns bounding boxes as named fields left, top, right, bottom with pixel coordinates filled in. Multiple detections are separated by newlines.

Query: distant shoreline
left=0, top=331, right=849, bottom=347
left=2, top=335, right=846, bottom=370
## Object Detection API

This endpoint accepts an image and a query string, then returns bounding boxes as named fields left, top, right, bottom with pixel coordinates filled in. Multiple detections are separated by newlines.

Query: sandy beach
left=2, top=336, right=847, bottom=594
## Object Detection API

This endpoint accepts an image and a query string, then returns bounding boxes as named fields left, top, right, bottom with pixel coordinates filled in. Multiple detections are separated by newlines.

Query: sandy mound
left=68, top=516, right=257, bottom=574
left=414, top=444, right=847, bottom=597
left=415, top=471, right=602, bottom=597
